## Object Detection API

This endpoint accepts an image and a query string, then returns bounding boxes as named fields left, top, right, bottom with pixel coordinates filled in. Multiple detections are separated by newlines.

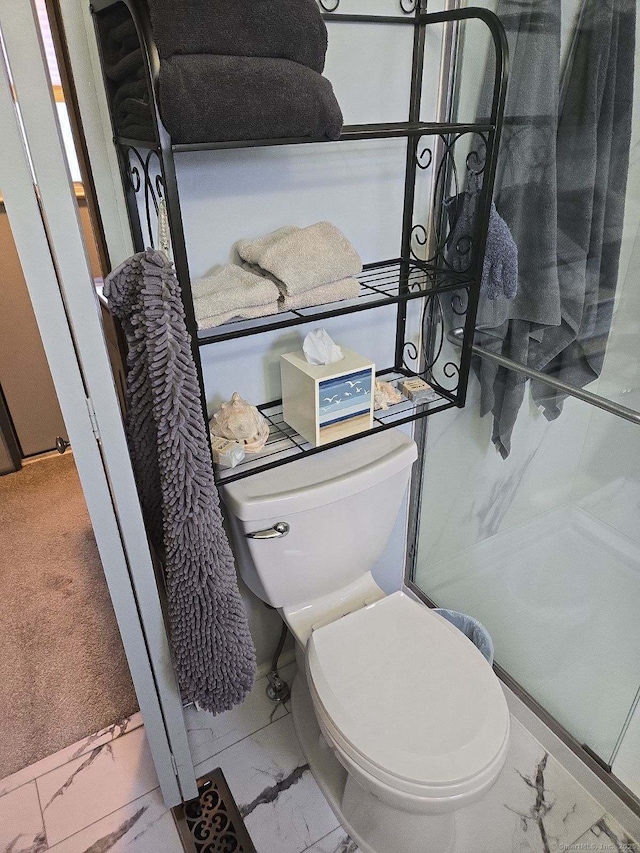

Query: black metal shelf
left=214, top=369, right=456, bottom=484
left=116, top=122, right=495, bottom=154
left=171, top=121, right=495, bottom=153
left=93, top=0, right=508, bottom=483
left=196, top=259, right=473, bottom=345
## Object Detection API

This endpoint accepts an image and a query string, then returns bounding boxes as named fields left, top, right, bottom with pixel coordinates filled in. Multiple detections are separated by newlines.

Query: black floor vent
left=173, top=768, right=257, bottom=853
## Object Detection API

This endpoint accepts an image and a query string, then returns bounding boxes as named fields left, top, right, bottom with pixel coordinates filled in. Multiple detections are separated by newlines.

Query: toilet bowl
left=307, top=592, right=510, bottom=809
left=223, top=429, right=511, bottom=853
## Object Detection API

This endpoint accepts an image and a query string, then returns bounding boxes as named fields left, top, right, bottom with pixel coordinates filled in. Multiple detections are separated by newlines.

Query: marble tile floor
left=1, top=662, right=638, bottom=853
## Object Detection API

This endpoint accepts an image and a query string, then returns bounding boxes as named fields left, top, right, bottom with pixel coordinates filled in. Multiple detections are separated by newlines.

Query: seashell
left=374, top=379, right=403, bottom=411
left=210, top=392, right=269, bottom=453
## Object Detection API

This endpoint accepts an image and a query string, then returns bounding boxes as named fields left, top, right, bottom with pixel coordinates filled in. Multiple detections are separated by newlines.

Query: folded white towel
left=240, top=260, right=283, bottom=289
left=196, top=301, right=278, bottom=330
left=237, top=221, right=362, bottom=297
left=193, top=264, right=279, bottom=329
left=279, top=277, right=361, bottom=311
left=192, top=263, right=279, bottom=305
left=235, top=226, right=299, bottom=266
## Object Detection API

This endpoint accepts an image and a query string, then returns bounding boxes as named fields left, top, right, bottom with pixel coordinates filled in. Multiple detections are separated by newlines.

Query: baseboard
left=22, top=448, right=71, bottom=464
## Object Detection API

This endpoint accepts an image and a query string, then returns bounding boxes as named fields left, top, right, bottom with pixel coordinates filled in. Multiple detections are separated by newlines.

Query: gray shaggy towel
left=104, top=249, right=256, bottom=714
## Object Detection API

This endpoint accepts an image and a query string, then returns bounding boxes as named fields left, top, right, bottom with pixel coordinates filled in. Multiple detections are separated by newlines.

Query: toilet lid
left=307, top=592, right=510, bottom=790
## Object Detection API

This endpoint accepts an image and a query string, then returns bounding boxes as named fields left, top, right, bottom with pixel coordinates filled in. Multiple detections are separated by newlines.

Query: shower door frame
left=404, top=0, right=640, bottom=820
left=0, top=0, right=198, bottom=806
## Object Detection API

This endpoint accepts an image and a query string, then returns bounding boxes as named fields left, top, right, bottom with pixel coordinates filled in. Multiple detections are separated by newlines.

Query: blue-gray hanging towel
left=483, top=203, right=518, bottom=301
left=104, top=249, right=256, bottom=714
left=445, top=189, right=518, bottom=301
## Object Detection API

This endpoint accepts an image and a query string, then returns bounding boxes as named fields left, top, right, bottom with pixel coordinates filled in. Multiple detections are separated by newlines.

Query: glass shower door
left=413, top=399, right=640, bottom=773
left=409, top=0, right=640, bottom=791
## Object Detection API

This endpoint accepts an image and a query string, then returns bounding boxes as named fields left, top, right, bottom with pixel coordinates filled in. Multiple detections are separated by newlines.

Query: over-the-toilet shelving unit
left=91, top=0, right=508, bottom=484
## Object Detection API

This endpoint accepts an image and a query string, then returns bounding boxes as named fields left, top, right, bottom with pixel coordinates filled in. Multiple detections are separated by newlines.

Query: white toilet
left=223, top=429, right=510, bottom=853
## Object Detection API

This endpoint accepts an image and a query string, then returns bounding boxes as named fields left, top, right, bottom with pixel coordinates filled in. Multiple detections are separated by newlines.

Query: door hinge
left=170, top=753, right=179, bottom=776
left=86, top=397, right=101, bottom=441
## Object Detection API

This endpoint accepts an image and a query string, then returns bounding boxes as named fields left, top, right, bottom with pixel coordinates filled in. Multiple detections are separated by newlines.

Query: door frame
left=0, top=0, right=197, bottom=806
left=0, top=382, right=22, bottom=473
left=43, top=0, right=112, bottom=276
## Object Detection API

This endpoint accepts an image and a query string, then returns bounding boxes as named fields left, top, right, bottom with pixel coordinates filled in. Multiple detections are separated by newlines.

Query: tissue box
left=281, top=347, right=374, bottom=447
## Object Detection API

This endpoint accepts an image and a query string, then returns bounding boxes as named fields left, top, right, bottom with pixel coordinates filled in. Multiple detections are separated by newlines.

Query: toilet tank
left=222, top=429, right=418, bottom=608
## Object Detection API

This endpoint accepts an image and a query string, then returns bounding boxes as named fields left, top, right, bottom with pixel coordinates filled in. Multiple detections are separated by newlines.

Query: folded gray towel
left=193, top=265, right=280, bottom=329
left=237, top=222, right=362, bottom=297
left=159, top=55, right=343, bottom=145
left=148, top=0, right=328, bottom=74
left=98, top=6, right=154, bottom=140
left=279, top=277, right=361, bottom=311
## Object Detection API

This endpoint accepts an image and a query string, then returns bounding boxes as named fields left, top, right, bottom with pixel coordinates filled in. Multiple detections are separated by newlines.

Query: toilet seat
left=306, top=592, right=510, bottom=801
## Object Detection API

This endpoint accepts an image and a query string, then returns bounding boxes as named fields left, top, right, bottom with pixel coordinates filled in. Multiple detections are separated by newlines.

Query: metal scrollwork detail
left=125, top=146, right=164, bottom=250
left=408, top=273, right=427, bottom=293
left=421, top=293, right=445, bottom=373
left=129, top=163, right=142, bottom=194
left=321, top=0, right=419, bottom=12
left=402, top=342, right=419, bottom=372
left=409, top=131, right=493, bottom=273
left=466, top=135, right=488, bottom=176
left=401, top=287, right=468, bottom=397
left=440, top=361, right=461, bottom=391
left=402, top=293, right=444, bottom=374
left=416, top=142, right=433, bottom=171
left=451, top=289, right=469, bottom=316
left=410, top=224, right=428, bottom=261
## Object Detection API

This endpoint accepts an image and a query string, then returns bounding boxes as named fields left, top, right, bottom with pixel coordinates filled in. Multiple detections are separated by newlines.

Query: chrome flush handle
left=245, top=521, right=290, bottom=540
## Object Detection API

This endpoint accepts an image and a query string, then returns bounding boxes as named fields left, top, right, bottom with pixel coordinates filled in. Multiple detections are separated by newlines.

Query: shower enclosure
left=409, top=0, right=640, bottom=803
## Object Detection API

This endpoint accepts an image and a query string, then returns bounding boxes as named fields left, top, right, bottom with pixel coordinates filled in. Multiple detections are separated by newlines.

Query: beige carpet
left=0, top=454, right=138, bottom=778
